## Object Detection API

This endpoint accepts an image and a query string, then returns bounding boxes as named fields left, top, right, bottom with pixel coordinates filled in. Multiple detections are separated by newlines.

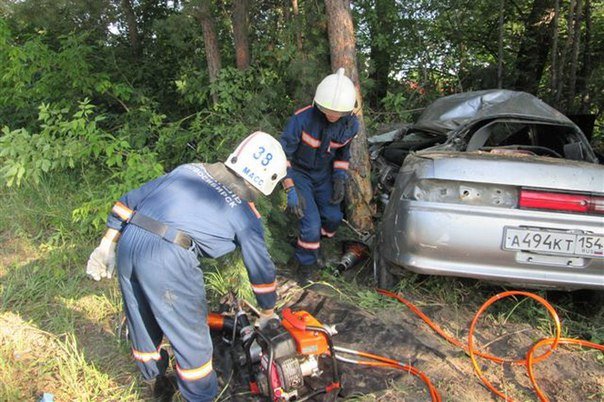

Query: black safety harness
left=112, top=201, right=193, bottom=249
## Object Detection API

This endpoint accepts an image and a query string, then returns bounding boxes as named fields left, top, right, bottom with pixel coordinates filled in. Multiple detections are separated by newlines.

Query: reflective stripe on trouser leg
left=321, top=227, right=336, bottom=238
left=176, top=361, right=217, bottom=402
left=291, top=170, right=321, bottom=265
left=117, top=231, right=169, bottom=380
left=119, top=225, right=218, bottom=402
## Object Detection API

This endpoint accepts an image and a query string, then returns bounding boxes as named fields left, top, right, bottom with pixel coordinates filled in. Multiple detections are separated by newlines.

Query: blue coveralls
left=106, top=163, right=277, bottom=402
left=279, top=105, right=359, bottom=265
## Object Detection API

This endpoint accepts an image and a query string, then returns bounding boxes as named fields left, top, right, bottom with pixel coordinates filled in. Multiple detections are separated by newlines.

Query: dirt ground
left=214, top=273, right=604, bottom=402
left=2, top=228, right=602, bottom=401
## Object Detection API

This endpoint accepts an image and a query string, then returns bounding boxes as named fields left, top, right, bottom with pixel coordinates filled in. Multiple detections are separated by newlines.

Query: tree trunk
left=497, top=0, right=505, bottom=88
left=555, top=0, right=576, bottom=106
left=513, top=0, right=556, bottom=93
left=291, top=0, right=303, bottom=51
left=577, top=0, right=592, bottom=112
left=368, top=0, right=394, bottom=109
left=324, top=0, right=374, bottom=233
left=232, top=0, right=251, bottom=70
left=193, top=0, right=222, bottom=104
left=121, top=0, right=141, bottom=59
left=567, top=0, right=583, bottom=111
left=550, top=0, right=560, bottom=98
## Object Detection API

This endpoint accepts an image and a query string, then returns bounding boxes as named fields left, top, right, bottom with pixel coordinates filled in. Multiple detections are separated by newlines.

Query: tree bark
left=567, top=0, right=583, bottom=110
left=324, top=0, right=374, bottom=233
left=195, top=1, right=222, bottom=80
left=497, top=0, right=505, bottom=88
left=555, top=0, right=576, bottom=106
left=577, top=0, right=591, bottom=112
left=121, top=0, right=141, bottom=59
left=513, top=0, right=556, bottom=93
left=192, top=0, right=222, bottom=103
left=232, top=0, right=251, bottom=70
left=550, top=0, right=560, bottom=98
left=291, top=0, right=304, bottom=51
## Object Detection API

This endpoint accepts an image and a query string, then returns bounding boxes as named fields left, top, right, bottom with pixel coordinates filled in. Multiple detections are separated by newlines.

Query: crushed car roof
left=413, top=89, right=578, bottom=135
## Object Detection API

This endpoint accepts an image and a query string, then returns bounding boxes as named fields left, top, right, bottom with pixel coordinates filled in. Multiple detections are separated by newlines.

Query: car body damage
left=372, top=90, right=604, bottom=290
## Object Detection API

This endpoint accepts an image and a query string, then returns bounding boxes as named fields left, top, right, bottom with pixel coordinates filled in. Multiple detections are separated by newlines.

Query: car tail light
left=519, top=189, right=604, bottom=215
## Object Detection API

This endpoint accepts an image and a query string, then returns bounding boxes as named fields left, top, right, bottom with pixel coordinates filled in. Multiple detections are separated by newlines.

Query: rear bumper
left=381, top=200, right=604, bottom=290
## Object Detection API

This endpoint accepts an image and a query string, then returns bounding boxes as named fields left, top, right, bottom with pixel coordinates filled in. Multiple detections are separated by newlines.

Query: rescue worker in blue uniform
left=85, top=132, right=287, bottom=402
left=280, top=68, right=359, bottom=282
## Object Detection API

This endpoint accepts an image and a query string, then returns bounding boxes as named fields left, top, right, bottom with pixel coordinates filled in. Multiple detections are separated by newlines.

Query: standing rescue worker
left=85, top=132, right=287, bottom=401
left=280, top=68, right=359, bottom=282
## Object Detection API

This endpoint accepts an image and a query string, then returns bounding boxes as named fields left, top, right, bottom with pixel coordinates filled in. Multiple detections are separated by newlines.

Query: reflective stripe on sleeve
left=297, top=238, right=321, bottom=250
left=176, top=361, right=213, bottom=381
left=132, top=348, right=162, bottom=362
left=301, top=131, right=321, bottom=149
left=329, top=137, right=353, bottom=150
left=112, top=201, right=134, bottom=221
left=251, top=282, right=277, bottom=294
left=295, top=105, right=312, bottom=115
left=333, top=160, right=349, bottom=170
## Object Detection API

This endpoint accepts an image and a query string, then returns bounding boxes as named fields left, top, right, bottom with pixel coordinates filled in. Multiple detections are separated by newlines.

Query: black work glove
left=286, top=187, right=306, bottom=219
left=330, top=177, right=347, bottom=204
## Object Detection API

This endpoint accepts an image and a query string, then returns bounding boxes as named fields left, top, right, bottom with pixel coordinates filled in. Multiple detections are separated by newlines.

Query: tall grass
left=1, top=172, right=602, bottom=401
left=0, top=171, right=279, bottom=400
left=0, top=173, right=144, bottom=401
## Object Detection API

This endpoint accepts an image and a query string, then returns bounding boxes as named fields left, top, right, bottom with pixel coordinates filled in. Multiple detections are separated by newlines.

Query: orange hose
left=334, top=348, right=441, bottom=402
left=353, top=360, right=441, bottom=402
left=355, top=352, right=437, bottom=399
left=377, top=289, right=561, bottom=364
left=466, top=291, right=561, bottom=401
left=526, top=337, right=604, bottom=402
left=377, top=288, right=603, bottom=402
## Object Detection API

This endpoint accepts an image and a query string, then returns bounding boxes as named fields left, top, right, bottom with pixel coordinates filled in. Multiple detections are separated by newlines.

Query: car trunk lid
left=410, top=151, right=603, bottom=194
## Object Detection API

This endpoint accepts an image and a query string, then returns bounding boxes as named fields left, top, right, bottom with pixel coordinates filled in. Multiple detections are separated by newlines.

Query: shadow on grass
left=0, top=248, right=145, bottom=401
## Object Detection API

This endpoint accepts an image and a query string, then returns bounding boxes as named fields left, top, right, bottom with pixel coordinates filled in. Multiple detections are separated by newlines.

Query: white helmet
left=225, top=131, right=288, bottom=196
left=313, top=67, right=357, bottom=113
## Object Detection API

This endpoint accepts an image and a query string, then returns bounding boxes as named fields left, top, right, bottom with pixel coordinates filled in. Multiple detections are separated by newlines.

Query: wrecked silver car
left=372, top=89, right=604, bottom=290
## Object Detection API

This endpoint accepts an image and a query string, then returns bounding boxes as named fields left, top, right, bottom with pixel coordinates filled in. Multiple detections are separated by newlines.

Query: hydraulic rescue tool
left=208, top=308, right=340, bottom=401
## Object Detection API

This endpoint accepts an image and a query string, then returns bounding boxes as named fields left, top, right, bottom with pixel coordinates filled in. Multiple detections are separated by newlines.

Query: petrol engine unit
left=254, top=310, right=328, bottom=400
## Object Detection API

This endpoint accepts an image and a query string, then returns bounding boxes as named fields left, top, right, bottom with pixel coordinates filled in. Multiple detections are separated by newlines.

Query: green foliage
left=0, top=100, right=164, bottom=229
left=0, top=20, right=131, bottom=129
left=160, top=65, right=295, bottom=168
left=0, top=2, right=602, bottom=398
left=380, top=91, right=412, bottom=124
left=1, top=101, right=104, bottom=187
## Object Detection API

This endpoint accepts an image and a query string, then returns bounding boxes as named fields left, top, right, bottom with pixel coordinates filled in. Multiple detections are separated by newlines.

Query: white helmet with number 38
left=225, top=131, right=288, bottom=196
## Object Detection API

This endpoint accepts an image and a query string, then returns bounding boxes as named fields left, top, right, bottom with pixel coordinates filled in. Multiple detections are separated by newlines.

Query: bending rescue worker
left=86, top=132, right=287, bottom=401
left=280, top=68, right=359, bottom=282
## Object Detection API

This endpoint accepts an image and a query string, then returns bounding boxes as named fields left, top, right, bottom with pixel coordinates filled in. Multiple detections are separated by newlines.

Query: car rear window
left=466, top=120, right=592, bottom=161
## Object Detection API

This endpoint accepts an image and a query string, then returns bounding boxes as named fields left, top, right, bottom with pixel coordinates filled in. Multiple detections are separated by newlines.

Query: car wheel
left=372, top=234, right=398, bottom=289
left=374, top=256, right=397, bottom=289
left=584, top=290, right=604, bottom=314
left=562, top=289, right=604, bottom=316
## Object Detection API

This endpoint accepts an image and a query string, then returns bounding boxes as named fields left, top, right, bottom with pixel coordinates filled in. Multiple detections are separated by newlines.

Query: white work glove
left=86, top=237, right=117, bottom=281
left=255, top=309, right=280, bottom=330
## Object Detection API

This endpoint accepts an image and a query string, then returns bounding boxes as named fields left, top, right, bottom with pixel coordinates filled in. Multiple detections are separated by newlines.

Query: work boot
left=316, top=248, right=326, bottom=269
left=148, top=374, right=178, bottom=402
left=297, top=262, right=320, bottom=286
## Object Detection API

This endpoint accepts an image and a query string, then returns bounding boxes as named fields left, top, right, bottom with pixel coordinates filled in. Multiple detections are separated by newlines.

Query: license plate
left=503, top=227, right=604, bottom=258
